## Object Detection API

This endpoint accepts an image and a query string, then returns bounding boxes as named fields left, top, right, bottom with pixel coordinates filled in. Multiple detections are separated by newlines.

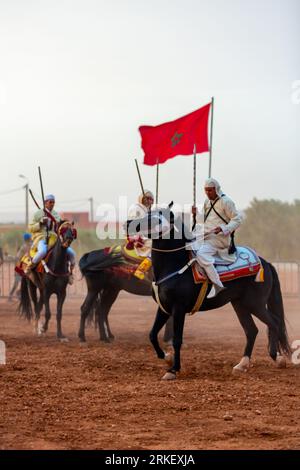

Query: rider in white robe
left=192, top=178, right=242, bottom=298
left=127, top=190, right=154, bottom=257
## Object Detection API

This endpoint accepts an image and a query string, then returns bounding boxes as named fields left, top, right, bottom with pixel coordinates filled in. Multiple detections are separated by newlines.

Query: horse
left=18, top=221, right=77, bottom=341
left=78, top=246, right=173, bottom=343
left=127, top=203, right=291, bottom=380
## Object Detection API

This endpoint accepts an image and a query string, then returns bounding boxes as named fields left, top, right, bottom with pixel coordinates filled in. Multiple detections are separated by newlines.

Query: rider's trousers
left=32, top=240, right=76, bottom=267
left=194, top=242, right=224, bottom=288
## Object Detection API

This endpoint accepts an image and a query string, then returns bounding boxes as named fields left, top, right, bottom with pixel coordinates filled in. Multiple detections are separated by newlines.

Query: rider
left=128, top=190, right=154, bottom=219
left=192, top=178, right=242, bottom=298
left=26, top=194, right=76, bottom=281
left=8, top=233, right=32, bottom=301
left=127, top=190, right=154, bottom=257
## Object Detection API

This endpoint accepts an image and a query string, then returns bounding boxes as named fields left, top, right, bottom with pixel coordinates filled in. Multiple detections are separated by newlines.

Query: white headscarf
left=204, top=178, right=223, bottom=197
left=138, top=190, right=154, bottom=205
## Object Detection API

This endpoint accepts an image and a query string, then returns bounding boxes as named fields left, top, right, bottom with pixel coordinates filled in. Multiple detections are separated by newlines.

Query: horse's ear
left=168, top=201, right=174, bottom=209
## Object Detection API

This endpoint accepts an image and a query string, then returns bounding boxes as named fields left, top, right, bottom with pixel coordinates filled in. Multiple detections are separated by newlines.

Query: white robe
left=193, top=195, right=243, bottom=263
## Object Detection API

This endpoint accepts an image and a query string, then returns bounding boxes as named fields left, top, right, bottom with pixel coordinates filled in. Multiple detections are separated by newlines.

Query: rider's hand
left=191, top=206, right=197, bottom=216
left=214, top=226, right=222, bottom=234
left=41, top=216, right=49, bottom=226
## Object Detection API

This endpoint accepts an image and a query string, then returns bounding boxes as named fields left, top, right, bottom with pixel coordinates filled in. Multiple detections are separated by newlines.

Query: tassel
left=255, top=266, right=264, bottom=282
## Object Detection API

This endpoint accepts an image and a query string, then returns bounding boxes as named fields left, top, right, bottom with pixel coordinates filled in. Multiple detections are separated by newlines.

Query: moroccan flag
left=139, top=103, right=211, bottom=166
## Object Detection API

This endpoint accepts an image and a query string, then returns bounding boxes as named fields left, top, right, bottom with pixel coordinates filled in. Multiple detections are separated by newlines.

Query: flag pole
left=193, top=144, right=197, bottom=206
left=208, top=96, right=214, bottom=177
left=134, top=159, right=145, bottom=196
left=193, top=144, right=197, bottom=228
left=156, top=159, right=159, bottom=205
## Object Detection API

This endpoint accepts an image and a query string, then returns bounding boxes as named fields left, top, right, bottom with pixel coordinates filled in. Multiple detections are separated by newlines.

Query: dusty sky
left=0, top=0, right=299, bottom=222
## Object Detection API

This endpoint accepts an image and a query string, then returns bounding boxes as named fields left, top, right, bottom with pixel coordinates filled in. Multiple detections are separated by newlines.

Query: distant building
left=59, top=211, right=123, bottom=235
left=60, top=212, right=97, bottom=229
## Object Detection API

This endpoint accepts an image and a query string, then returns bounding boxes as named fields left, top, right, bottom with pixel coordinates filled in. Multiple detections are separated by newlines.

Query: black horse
left=19, top=221, right=77, bottom=340
left=78, top=246, right=174, bottom=343
left=128, top=204, right=291, bottom=380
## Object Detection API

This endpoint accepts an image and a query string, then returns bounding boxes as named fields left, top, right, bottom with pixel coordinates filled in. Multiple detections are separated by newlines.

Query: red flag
left=139, top=103, right=211, bottom=166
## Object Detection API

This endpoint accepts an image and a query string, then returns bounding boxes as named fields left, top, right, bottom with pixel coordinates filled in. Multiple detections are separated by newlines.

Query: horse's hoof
left=59, top=337, right=69, bottom=343
left=164, top=352, right=174, bottom=367
left=79, top=341, right=87, bottom=347
left=161, top=371, right=176, bottom=381
left=232, top=356, right=250, bottom=374
left=276, top=355, right=286, bottom=368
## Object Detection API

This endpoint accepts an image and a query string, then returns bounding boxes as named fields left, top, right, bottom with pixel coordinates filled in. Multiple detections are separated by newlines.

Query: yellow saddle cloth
left=20, top=233, right=58, bottom=272
left=120, top=244, right=145, bottom=263
left=107, top=244, right=152, bottom=281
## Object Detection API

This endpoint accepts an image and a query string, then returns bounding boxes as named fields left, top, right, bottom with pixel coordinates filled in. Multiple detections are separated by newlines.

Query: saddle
left=79, top=243, right=152, bottom=283
left=16, top=233, right=57, bottom=276
left=191, top=246, right=264, bottom=284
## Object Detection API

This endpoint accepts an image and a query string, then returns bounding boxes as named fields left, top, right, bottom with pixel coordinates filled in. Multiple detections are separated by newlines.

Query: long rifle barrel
left=38, top=166, right=46, bottom=210
left=134, top=159, right=145, bottom=196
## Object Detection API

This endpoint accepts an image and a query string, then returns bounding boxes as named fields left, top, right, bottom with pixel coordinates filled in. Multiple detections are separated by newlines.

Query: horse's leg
left=149, top=308, right=171, bottom=362
left=162, top=308, right=186, bottom=381
left=253, top=304, right=283, bottom=366
left=97, top=287, right=119, bottom=342
left=56, top=289, right=67, bottom=340
left=231, top=300, right=258, bottom=373
left=163, top=316, right=173, bottom=344
left=78, top=291, right=98, bottom=343
left=28, top=282, right=40, bottom=334
left=42, top=289, right=51, bottom=334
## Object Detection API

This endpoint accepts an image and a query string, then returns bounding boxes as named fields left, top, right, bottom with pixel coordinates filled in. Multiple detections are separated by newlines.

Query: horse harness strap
left=152, top=259, right=209, bottom=315
left=155, top=258, right=196, bottom=286
left=41, top=260, right=70, bottom=277
left=189, top=280, right=209, bottom=315
left=152, top=279, right=209, bottom=316
left=152, top=283, right=170, bottom=315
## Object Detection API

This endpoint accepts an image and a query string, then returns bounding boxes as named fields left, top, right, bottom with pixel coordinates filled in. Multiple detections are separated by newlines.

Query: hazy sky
left=0, top=0, right=299, bottom=221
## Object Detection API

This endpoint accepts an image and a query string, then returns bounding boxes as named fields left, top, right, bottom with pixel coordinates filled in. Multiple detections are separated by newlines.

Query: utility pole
left=19, top=174, right=29, bottom=227
left=88, top=197, right=94, bottom=223
left=25, top=182, right=29, bottom=227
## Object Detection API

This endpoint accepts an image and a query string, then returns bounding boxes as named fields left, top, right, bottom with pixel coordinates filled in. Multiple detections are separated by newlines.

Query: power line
left=0, top=186, right=24, bottom=196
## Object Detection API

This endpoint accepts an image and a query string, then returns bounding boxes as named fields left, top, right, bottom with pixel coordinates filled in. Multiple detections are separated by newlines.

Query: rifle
left=38, top=167, right=49, bottom=245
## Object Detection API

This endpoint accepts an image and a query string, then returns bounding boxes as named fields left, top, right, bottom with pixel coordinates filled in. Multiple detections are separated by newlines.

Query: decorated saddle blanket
left=79, top=244, right=152, bottom=282
left=16, top=233, right=57, bottom=276
left=192, top=246, right=263, bottom=284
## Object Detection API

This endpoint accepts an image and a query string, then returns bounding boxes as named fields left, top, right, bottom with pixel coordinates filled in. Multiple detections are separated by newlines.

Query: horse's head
left=57, top=221, right=77, bottom=248
left=127, top=202, right=175, bottom=239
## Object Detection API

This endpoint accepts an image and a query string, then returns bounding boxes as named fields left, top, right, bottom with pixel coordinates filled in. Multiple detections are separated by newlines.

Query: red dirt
left=0, top=294, right=300, bottom=450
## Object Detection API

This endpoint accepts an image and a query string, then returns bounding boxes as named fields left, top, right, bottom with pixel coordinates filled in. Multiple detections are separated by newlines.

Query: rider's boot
left=201, top=263, right=225, bottom=299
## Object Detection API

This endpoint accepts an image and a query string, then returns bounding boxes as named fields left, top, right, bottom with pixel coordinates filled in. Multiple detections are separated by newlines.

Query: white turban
left=138, top=190, right=154, bottom=205
left=204, top=178, right=223, bottom=197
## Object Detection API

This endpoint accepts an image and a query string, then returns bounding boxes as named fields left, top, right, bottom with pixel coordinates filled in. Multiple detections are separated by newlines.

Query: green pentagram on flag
left=171, top=132, right=183, bottom=147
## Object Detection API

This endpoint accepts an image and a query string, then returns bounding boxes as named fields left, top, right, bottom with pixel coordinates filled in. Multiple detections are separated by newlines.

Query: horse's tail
left=79, top=247, right=123, bottom=276
left=267, top=263, right=291, bottom=356
left=18, top=277, right=33, bottom=321
left=86, top=294, right=100, bottom=330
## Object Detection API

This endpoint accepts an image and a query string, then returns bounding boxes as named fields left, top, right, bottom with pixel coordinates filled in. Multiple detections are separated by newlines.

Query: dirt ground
left=0, top=293, right=300, bottom=450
